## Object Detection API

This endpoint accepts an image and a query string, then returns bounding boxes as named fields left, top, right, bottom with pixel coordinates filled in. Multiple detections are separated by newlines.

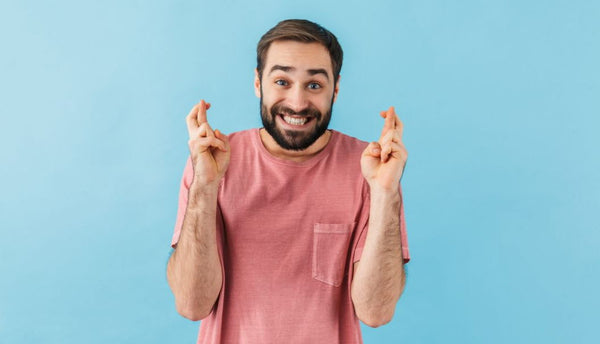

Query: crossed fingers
left=379, top=127, right=403, bottom=163
left=186, top=100, right=227, bottom=152
left=186, top=100, right=211, bottom=135
left=379, top=106, right=403, bottom=140
left=377, top=106, right=405, bottom=163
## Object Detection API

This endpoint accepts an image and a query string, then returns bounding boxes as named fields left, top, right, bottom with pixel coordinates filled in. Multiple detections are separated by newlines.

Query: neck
left=259, top=129, right=332, bottom=162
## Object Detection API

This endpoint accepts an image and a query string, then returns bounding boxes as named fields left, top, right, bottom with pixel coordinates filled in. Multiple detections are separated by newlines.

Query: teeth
left=283, top=115, right=307, bottom=125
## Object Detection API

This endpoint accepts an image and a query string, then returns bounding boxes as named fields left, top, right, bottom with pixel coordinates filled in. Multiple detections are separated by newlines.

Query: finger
left=379, top=128, right=401, bottom=146
left=214, top=129, right=229, bottom=151
left=198, top=122, right=215, bottom=138
left=387, top=106, right=396, bottom=127
left=385, top=107, right=395, bottom=129
left=186, top=101, right=212, bottom=133
left=397, top=120, right=403, bottom=141
left=189, top=136, right=227, bottom=152
left=214, top=129, right=226, bottom=139
left=186, top=103, right=202, bottom=132
left=379, top=107, right=395, bottom=139
left=389, top=106, right=404, bottom=140
left=381, top=142, right=407, bottom=163
left=197, top=99, right=209, bottom=124
left=381, top=142, right=392, bottom=163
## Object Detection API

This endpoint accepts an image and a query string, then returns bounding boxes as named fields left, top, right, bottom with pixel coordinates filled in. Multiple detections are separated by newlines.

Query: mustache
left=270, top=103, right=322, bottom=119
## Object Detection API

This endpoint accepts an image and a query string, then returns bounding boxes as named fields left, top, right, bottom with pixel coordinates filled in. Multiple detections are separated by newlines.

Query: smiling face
left=255, top=40, right=340, bottom=151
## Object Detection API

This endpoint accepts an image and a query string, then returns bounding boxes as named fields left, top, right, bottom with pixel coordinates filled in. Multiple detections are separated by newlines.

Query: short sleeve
left=352, top=182, right=411, bottom=264
left=171, top=156, right=194, bottom=248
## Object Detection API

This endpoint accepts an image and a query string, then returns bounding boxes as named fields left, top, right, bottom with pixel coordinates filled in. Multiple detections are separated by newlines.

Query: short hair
left=256, top=19, right=343, bottom=82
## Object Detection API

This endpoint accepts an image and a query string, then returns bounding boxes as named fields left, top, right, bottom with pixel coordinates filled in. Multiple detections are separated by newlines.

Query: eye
left=275, top=79, right=288, bottom=86
left=308, top=82, right=322, bottom=90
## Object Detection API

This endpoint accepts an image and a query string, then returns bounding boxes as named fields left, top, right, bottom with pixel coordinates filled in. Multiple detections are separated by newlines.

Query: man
left=167, top=19, right=410, bottom=344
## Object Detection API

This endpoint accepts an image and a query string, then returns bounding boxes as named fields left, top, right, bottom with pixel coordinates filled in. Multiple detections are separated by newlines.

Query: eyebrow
left=307, top=68, right=329, bottom=80
left=268, top=65, right=330, bottom=81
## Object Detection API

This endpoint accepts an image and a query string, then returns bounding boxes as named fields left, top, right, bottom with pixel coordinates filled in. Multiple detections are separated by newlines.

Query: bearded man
left=167, top=19, right=410, bottom=344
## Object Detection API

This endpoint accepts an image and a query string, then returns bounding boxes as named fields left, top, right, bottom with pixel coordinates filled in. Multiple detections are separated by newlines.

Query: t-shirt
left=171, top=128, right=410, bottom=344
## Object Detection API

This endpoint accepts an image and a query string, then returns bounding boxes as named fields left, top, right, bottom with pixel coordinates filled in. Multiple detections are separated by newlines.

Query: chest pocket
left=312, top=223, right=354, bottom=287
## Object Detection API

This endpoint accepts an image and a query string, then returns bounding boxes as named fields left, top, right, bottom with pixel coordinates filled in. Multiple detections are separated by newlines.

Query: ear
left=332, top=74, right=341, bottom=103
left=254, top=69, right=261, bottom=98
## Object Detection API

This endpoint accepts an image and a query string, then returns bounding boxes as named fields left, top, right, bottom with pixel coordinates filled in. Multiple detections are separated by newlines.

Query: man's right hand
left=186, top=100, right=230, bottom=188
left=169, top=99, right=226, bottom=320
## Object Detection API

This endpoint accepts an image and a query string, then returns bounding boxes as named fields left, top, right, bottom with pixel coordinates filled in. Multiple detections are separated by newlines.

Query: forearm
left=351, top=185, right=405, bottom=327
left=167, top=182, right=223, bottom=321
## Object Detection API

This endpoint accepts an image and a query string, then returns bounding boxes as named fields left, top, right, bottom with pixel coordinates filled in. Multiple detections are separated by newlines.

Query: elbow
left=175, top=299, right=213, bottom=321
left=352, top=287, right=403, bottom=328
left=171, top=284, right=221, bottom=321
left=356, top=309, right=395, bottom=328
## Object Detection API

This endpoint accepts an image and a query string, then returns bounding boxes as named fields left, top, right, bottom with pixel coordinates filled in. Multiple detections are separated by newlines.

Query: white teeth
left=283, top=115, right=307, bottom=125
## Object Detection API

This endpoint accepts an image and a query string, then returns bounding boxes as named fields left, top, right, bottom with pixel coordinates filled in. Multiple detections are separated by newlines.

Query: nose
left=287, top=85, right=310, bottom=112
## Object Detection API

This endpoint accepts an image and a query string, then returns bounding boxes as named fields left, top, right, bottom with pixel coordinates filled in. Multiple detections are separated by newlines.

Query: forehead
left=264, top=41, right=333, bottom=76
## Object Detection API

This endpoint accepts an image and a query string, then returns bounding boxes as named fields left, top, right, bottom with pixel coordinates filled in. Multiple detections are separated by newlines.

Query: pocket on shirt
left=312, top=223, right=354, bottom=287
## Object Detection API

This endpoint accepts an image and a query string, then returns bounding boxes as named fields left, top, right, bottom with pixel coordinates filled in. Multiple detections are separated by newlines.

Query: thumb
left=363, top=141, right=382, bottom=158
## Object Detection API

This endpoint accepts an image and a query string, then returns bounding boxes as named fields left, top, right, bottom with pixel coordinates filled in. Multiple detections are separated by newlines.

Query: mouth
left=279, top=114, right=314, bottom=127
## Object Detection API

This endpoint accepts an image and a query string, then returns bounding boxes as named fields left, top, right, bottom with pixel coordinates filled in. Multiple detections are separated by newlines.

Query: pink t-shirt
left=171, top=128, right=410, bottom=344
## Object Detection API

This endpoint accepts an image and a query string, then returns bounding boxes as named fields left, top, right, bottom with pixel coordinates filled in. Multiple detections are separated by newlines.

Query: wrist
left=367, top=179, right=399, bottom=194
left=188, top=180, right=220, bottom=207
left=368, top=182, right=401, bottom=202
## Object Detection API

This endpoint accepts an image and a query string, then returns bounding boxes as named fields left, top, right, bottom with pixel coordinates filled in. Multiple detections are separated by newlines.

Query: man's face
left=255, top=40, right=339, bottom=151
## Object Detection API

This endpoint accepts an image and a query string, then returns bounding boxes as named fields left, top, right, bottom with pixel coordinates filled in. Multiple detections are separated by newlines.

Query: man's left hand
left=361, top=106, right=408, bottom=191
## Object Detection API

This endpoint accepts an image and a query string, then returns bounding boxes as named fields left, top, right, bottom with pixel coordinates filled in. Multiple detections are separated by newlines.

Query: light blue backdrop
left=1, top=0, right=598, bottom=343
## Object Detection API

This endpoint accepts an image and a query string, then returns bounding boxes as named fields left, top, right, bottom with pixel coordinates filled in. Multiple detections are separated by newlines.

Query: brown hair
left=256, top=19, right=343, bottom=82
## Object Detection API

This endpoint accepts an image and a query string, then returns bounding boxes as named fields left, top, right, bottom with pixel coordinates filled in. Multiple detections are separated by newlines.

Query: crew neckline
left=252, top=128, right=338, bottom=167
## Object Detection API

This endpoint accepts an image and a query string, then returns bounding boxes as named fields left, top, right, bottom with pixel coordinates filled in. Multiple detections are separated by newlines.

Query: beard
left=260, top=92, right=333, bottom=151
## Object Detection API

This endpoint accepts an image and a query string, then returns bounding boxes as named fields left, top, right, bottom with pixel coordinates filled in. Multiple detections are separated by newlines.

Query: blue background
left=1, top=0, right=599, bottom=343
